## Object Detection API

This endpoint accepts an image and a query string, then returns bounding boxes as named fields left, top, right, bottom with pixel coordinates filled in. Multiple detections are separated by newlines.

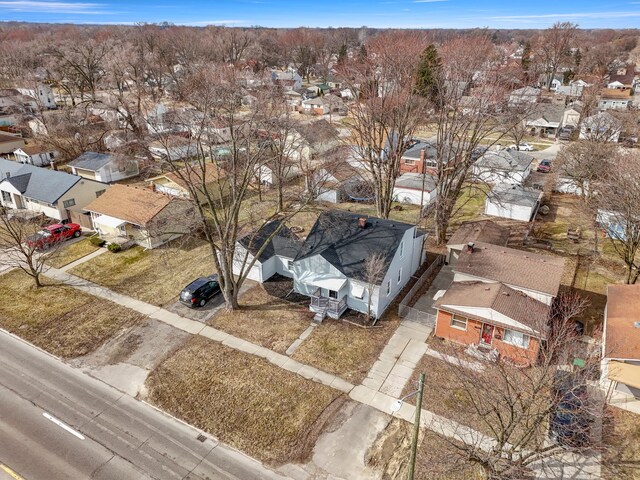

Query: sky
left=1, top=0, right=640, bottom=29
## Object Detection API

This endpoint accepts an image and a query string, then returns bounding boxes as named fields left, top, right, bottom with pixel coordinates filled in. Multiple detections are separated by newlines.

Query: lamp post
left=391, top=372, right=425, bottom=480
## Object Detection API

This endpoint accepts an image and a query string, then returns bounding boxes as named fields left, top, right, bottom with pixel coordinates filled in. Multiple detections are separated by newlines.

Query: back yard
left=602, top=406, right=640, bottom=480
left=0, top=270, right=144, bottom=358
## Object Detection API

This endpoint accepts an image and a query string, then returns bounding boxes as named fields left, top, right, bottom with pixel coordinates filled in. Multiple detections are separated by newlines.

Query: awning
left=608, top=361, right=640, bottom=390
left=351, top=283, right=365, bottom=298
left=297, top=271, right=347, bottom=292
left=94, top=214, right=125, bottom=228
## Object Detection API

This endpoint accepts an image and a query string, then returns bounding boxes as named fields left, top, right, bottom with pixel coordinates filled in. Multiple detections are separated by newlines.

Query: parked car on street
left=26, top=223, right=82, bottom=250
left=179, top=274, right=221, bottom=308
left=537, top=160, right=552, bottom=173
left=508, top=143, right=535, bottom=151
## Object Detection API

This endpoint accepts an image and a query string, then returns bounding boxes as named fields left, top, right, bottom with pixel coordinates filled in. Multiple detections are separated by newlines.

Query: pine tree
left=414, top=44, right=442, bottom=108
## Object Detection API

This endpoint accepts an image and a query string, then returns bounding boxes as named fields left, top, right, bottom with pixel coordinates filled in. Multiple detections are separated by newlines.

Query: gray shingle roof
left=394, top=172, right=437, bottom=191
left=475, top=150, right=533, bottom=173
left=0, top=159, right=81, bottom=204
left=402, top=140, right=437, bottom=161
left=238, top=220, right=302, bottom=262
left=488, top=183, right=541, bottom=208
left=68, top=151, right=115, bottom=171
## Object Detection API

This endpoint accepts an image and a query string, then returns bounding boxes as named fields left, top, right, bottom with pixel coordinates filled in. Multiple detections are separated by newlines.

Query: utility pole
left=407, top=372, right=425, bottom=480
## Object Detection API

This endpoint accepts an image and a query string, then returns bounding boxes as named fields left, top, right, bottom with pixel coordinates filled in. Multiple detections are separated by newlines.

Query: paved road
left=0, top=330, right=289, bottom=480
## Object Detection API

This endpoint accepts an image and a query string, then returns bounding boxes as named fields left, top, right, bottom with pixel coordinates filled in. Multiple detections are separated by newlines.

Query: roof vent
left=467, top=242, right=475, bottom=253
left=502, top=292, right=510, bottom=296
left=358, top=217, right=367, bottom=229
left=634, top=321, right=640, bottom=329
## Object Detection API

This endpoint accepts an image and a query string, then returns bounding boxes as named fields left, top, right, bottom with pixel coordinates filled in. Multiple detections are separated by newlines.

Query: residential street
left=0, top=330, right=289, bottom=480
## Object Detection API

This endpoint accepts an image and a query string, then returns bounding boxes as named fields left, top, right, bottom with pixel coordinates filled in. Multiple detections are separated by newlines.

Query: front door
left=480, top=324, right=494, bottom=345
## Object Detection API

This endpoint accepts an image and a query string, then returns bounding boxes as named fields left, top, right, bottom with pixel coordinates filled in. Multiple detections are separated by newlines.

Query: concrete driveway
left=165, top=294, right=225, bottom=323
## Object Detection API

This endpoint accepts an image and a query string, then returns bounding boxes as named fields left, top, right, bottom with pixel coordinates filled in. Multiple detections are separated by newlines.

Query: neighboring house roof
left=83, top=184, right=172, bottom=226
left=68, top=151, right=117, bottom=171
left=454, top=242, right=565, bottom=297
left=302, top=94, right=343, bottom=107
left=16, top=144, right=52, bottom=156
left=394, top=172, right=437, bottom=191
left=604, top=284, right=640, bottom=359
left=401, top=139, right=437, bottom=161
left=0, top=158, right=82, bottom=204
left=435, top=281, right=550, bottom=336
left=238, top=220, right=302, bottom=263
left=0, top=133, right=24, bottom=144
left=510, top=86, right=540, bottom=97
left=154, top=164, right=225, bottom=191
left=488, top=183, right=541, bottom=208
left=447, top=220, right=510, bottom=248
left=600, top=88, right=633, bottom=99
left=582, top=112, right=621, bottom=130
left=475, top=150, right=533, bottom=173
left=295, top=210, right=418, bottom=283
left=295, top=119, right=339, bottom=146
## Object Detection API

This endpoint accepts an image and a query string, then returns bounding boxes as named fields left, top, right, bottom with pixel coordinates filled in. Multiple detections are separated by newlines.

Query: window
left=404, top=158, right=415, bottom=165
left=450, top=314, right=467, bottom=330
left=63, top=198, right=76, bottom=208
left=1, top=191, right=11, bottom=203
left=287, top=260, right=294, bottom=271
left=503, top=329, right=530, bottom=349
left=399, top=240, right=404, bottom=258
left=386, top=280, right=391, bottom=296
left=329, top=290, right=338, bottom=299
left=95, top=189, right=106, bottom=198
left=397, top=267, right=402, bottom=284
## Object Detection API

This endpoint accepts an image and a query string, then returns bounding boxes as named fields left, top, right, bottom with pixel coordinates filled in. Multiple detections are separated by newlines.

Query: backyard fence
left=398, top=254, right=444, bottom=326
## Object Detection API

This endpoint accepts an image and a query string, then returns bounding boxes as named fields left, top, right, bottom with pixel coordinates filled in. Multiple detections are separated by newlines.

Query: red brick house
left=435, top=281, right=550, bottom=364
left=399, top=139, right=437, bottom=174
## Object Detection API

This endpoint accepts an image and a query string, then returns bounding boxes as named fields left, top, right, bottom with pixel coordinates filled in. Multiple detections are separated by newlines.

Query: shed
left=485, top=183, right=542, bottom=222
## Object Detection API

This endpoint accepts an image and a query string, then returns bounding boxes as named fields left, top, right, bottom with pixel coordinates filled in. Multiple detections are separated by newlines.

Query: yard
left=68, top=238, right=214, bottom=306
left=144, top=336, right=344, bottom=465
left=0, top=270, right=144, bottom=358
left=46, top=237, right=100, bottom=269
left=208, top=281, right=312, bottom=354
left=602, top=406, right=640, bottom=480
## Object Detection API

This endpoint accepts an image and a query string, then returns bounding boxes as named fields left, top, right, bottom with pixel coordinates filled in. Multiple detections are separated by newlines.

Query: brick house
left=399, top=139, right=437, bottom=174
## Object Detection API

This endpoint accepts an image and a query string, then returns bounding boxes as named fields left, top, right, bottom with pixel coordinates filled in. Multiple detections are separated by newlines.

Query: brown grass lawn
left=208, top=285, right=312, bottom=354
left=0, top=270, right=144, bottom=358
left=145, top=336, right=343, bottom=465
left=69, top=239, right=214, bottom=306
left=602, top=406, right=640, bottom=479
left=46, top=238, right=100, bottom=269
left=415, top=430, right=486, bottom=480
left=292, top=313, right=401, bottom=384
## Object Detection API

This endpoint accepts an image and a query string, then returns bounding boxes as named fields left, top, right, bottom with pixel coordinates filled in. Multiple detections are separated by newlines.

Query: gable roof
left=604, top=284, right=640, bottom=359
left=488, top=183, right=542, bottom=208
left=435, top=281, right=550, bottom=337
left=447, top=220, right=510, bottom=248
left=16, top=144, right=52, bottom=156
left=152, top=164, right=225, bottom=191
left=238, top=220, right=302, bottom=263
left=401, top=139, right=437, bottom=161
left=68, top=151, right=116, bottom=171
left=394, top=172, right=437, bottom=191
left=475, top=150, right=533, bottom=173
left=454, top=242, right=565, bottom=297
left=83, top=184, right=173, bottom=226
left=294, top=210, right=417, bottom=283
left=0, top=158, right=82, bottom=204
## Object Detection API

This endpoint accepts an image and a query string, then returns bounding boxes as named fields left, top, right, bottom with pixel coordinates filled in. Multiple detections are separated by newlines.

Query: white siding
left=393, top=187, right=435, bottom=205
left=485, top=199, right=534, bottom=222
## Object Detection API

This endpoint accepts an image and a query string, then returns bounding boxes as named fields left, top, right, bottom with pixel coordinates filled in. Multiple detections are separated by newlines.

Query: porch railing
left=310, top=287, right=347, bottom=314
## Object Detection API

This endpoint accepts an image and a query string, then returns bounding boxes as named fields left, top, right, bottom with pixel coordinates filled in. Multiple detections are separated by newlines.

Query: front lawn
left=602, top=406, right=640, bottom=480
left=0, top=270, right=144, bottom=358
left=46, top=237, right=100, bottom=269
left=208, top=283, right=312, bottom=354
left=68, top=239, right=214, bottom=306
left=144, top=336, right=343, bottom=465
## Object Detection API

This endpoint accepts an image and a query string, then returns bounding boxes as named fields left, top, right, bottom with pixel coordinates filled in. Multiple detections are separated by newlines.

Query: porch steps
left=313, top=308, right=327, bottom=323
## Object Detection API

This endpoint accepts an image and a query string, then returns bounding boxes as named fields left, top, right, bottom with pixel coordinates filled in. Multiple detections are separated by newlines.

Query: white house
left=68, top=152, right=140, bottom=183
left=598, top=88, right=633, bottom=111
left=258, top=162, right=299, bottom=186
left=392, top=172, right=437, bottom=205
left=301, top=94, right=344, bottom=115
left=508, top=86, right=540, bottom=106
left=292, top=210, right=426, bottom=321
left=148, top=136, right=198, bottom=161
left=485, top=183, right=542, bottom=222
left=579, top=112, right=622, bottom=143
left=17, top=84, right=56, bottom=109
left=473, top=150, right=533, bottom=185
left=0, top=158, right=108, bottom=227
left=562, top=102, right=583, bottom=128
left=13, top=145, right=59, bottom=167
left=313, top=161, right=371, bottom=204
left=232, top=220, right=302, bottom=283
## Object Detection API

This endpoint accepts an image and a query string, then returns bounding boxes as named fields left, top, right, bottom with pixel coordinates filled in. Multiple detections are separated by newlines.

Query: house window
left=95, top=189, right=106, bottom=198
left=399, top=240, right=404, bottom=258
left=329, top=289, right=338, bottom=299
left=386, top=280, right=391, bottom=296
left=397, top=268, right=402, bottom=284
left=450, top=314, right=467, bottom=330
left=503, top=329, right=530, bottom=349
left=404, top=158, right=415, bottom=165
left=287, top=260, right=294, bottom=270
left=1, top=191, right=11, bottom=203
left=63, top=198, right=76, bottom=208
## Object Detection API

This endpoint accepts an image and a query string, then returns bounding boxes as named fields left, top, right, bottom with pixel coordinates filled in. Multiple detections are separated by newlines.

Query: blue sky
left=0, top=0, right=639, bottom=28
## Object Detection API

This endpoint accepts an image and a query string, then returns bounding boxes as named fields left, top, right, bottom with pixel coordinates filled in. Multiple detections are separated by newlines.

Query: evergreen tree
left=414, top=44, right=442, bottom=108
left=573, top=47, right=582, bottom=72
left=521, top=41, right=532, bottom=79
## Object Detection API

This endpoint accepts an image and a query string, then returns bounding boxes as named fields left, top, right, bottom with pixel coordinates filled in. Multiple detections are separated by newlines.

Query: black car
left=179, top=275, right=220, bottom=308
left=549, top=372, right=591, bottom=448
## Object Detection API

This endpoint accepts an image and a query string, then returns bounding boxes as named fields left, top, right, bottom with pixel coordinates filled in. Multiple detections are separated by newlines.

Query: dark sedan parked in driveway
left=179, top=274, right=221, bottom=308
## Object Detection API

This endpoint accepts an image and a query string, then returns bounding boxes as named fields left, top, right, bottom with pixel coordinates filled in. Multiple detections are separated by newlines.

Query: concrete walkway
left=59, top=246, right=108, bottom=271
left=412, top=265, right=454, bottom=314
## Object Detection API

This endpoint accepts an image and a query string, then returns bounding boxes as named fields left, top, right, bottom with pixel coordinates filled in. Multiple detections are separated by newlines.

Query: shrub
left=107, top=243, right=122, bottom=253
left=89, top=236, right=106, bottom=247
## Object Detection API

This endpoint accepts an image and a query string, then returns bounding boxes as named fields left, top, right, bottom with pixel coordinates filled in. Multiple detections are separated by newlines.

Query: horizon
left=0, top=0, right=639, bottom=29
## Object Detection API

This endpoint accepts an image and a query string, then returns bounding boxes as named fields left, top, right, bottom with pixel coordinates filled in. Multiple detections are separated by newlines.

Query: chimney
left=358, top=217, right=367, bottom=229
left=50, top=160, right=57, bottom=171
left=467, top=241, right=475, bottom=252
left=149, top=182, right=156, bottom=192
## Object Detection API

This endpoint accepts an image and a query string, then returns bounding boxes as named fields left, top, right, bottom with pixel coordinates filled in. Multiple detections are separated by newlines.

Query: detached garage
left=393, top=172, right=437, bottom=206
left=232, top=220, right=302, bottom=283
left=485, top=183, right=542, bottom=222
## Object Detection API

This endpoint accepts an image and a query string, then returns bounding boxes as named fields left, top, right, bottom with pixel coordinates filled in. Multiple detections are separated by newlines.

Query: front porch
left=309, top=287, right=348, bottom=322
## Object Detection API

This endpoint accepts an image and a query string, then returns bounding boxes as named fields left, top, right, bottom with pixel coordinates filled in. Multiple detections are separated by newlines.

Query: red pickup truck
left=27, top=223, right=82, bottom=250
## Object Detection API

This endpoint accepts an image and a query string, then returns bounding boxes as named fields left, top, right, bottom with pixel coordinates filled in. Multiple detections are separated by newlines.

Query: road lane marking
left=42, top=412, right=85, bottom=440
left=0, top=464, right=25, bottom=480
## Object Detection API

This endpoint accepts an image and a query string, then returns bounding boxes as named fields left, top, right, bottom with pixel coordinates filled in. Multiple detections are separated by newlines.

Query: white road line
left=42, top=412, right=85, bottom=440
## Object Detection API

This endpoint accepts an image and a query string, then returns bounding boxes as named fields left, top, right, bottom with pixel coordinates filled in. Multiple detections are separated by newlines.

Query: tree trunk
left=277, top=182, right=284, bottom=212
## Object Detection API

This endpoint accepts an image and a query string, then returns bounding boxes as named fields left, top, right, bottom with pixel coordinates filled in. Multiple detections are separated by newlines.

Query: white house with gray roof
left=0, top=158, right=108, bottom=225
left=392, top=172, right=437, bottom=205
left=472, top=150, right=533, bottom=185
left=485, top=183, right=542, bottom=222
left=68, top=152, right=139, bottom=183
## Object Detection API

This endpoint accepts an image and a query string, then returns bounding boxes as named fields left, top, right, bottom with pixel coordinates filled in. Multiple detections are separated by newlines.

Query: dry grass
left=602, top=406, right=640, bottom=479
left=415, top=430, right=486, bottom=480
left=69, top=238, right=214, bottom=306
left=145, top=336, right=343, bottom=465
left=209, top=285, right=312, bottom=354
left=46, top=238, right=100, bottom=269
left=0, top=270, right=144, bottom=358
left=292, top=313, right=401, bottom=383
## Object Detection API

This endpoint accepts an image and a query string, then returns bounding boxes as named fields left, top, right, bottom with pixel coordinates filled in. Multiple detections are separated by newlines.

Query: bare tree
left=363, top=252, right=388, bottom=322
left=555, top=141, right=615, bottom=199
left=536, top=22, right=578, bottom=92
